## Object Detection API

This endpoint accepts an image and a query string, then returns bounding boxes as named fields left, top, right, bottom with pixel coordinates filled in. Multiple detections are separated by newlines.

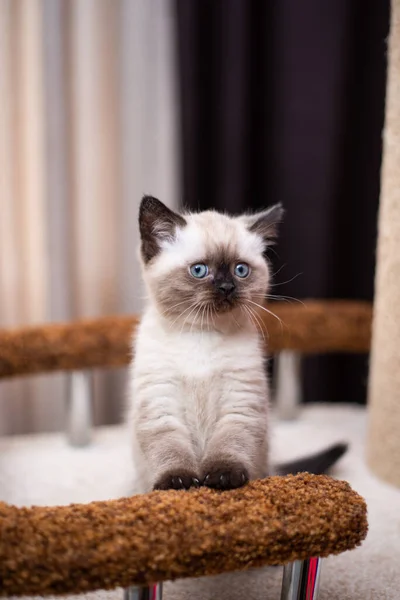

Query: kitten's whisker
left=206, top=304, right=212, bottom=332
left=159, top=298, right=197, bottom=319
left=266, top=294, right=305, bottom=306
left=246, top=299, right=285, bottom=333
left=242, top=304, right=264, bottom=342
left=183, top=302, right=200, bottom=333
left=200, top=304, right=206, bottom=335
left=265, top=246, right=279, bottom=259
left=251, top=293, right=305, bottom=307
left=176, top=301, right=202, bottom=333
left=269, top=272, right=303, bottom=288
left=252, top=307, right=268, bottom=344
left=210, top=305, right=217, bottom=329
left=196, top=304, right=205, bottom=334
left=270, top=263, right=287, bottom=279
left=240, top=304, right=253, bottom=329
left=244, top=303, right=267, bottom=344
left=251, top=294, right=291, bottom=304
left=231, top=310, right=242, bottom=329
left=170, top=302, right=198, bottom=329
left=190, top=303, right=203, bottom=335
left=242, top=304, right=256, bottom=332
left=162, top=299, right=192, bottom=314
left=188, top=302, right=203, bottom=332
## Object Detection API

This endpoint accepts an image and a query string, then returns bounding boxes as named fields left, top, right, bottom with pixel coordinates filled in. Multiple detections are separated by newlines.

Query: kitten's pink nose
left=217, top=281, right=235, bottom=297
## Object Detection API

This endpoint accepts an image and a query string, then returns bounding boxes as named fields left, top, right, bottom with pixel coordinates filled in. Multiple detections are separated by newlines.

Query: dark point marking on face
left=139, top=196, right=186, bottom=263
left=213, top=262, right=236, bottom=301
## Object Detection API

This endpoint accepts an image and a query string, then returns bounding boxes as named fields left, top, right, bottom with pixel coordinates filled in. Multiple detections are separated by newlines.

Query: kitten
left=127, top=196, right=346, bottom=493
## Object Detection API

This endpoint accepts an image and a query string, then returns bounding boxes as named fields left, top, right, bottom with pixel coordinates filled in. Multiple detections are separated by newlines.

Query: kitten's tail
left=274, top=442, right=348, bottom=476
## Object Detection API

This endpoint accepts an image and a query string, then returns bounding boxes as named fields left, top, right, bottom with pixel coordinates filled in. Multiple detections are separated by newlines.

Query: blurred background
left=0, top=0, right=390, bottom=434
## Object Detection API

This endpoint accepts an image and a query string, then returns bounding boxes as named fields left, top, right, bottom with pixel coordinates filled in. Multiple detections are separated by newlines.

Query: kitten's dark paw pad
left=153, top=472, right=200, bottom=491
left=203, top=465, right=249, bottom=490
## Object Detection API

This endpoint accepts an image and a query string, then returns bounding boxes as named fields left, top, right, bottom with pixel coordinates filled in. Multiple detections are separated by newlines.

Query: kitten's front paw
left=153, top=470, right=200, bottom=491
left=203, top=461, right=249, bottom=490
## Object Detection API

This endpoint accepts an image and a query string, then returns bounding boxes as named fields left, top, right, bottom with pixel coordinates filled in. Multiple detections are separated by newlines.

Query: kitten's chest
left=176, top=335, right=228, bottom=447
left=176, top=335, right=220, bottom=380
left=173, top=332, right=263, bottom=452
left=170, top=330, right=247, bottom=381
left=170, top=330, right=263, bottom=405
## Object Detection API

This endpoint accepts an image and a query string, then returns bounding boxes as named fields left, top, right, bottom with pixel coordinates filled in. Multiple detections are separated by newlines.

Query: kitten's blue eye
left=234, top=263, right=250, bottom=278
left=190, top=263, right=208, bottom=278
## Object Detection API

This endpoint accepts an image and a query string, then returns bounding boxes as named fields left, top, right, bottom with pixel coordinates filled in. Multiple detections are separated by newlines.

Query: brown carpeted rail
left=0, top=300, right=372, bottom=379
left=0, top=474, right=367, bottom=597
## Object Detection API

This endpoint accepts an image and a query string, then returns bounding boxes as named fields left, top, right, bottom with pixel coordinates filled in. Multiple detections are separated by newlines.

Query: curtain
left=0, top=0, right=180, bottom=435
left=175, top=0, right=390, bottom=406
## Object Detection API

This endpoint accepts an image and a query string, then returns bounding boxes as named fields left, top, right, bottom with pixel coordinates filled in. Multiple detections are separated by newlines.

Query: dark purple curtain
left=174, top=0, right=390, bottom=405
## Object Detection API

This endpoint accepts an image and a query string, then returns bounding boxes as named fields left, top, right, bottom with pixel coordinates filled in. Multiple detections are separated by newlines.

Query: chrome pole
left=281, top=558, right=321, bottom=600
left=124, top=584, right=163, bottom=600
left=66, top=370, right=93, bottom=447
left=274, top=351, right=302, bottom=420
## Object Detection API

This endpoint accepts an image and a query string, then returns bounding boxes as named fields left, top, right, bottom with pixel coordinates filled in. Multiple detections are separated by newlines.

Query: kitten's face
left=138, top=196, right=283, bottom=329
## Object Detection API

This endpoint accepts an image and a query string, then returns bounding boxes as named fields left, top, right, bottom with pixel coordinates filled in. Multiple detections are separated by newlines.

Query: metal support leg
left=274, top=351, right=302, bottom=420
left=66, top=371, right=93, bottom=447
left=124, top=584, right=163, bottom=600
left=281, top=558, right=321, bottom=600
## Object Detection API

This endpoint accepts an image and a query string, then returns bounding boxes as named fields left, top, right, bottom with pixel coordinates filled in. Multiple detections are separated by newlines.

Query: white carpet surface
left=1, top=404, right=399, bottom=600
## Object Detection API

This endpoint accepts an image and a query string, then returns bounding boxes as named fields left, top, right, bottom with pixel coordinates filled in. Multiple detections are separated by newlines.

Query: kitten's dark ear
left=139, top=195, right=187, bottom=263
left=241, top=203, right=284, bottom=245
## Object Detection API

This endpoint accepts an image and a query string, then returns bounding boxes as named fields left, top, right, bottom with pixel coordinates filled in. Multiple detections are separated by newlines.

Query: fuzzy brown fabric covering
left=0, top=315, right=138, bottom=380
left=0, top=474, right=367, bottom=597
left=0, top=301, right=372, bottom=379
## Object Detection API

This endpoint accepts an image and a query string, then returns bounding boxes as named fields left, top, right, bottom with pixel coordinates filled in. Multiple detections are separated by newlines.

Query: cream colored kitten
left=127, top=196, right=282, bottom=493
left=127, top=196, right=347, bottom=493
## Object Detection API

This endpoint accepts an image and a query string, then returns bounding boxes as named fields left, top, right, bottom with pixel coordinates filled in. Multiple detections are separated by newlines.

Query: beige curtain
left=0, top=0, right=180, bottom=435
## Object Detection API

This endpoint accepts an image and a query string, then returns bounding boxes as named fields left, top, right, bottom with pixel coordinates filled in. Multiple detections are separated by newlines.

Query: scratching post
left=367, top=0, right=400, bottom=488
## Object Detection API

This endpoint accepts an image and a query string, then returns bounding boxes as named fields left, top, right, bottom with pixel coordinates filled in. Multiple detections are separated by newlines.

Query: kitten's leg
left=201, top=405, right=268, bottom=490
left=135, top=421, right=200, bottom=491
left=201, top=437, right=251, bottom=490
left=131, top=380, right=200, bottom=491
left=134, top=425, right=200, bottom=491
